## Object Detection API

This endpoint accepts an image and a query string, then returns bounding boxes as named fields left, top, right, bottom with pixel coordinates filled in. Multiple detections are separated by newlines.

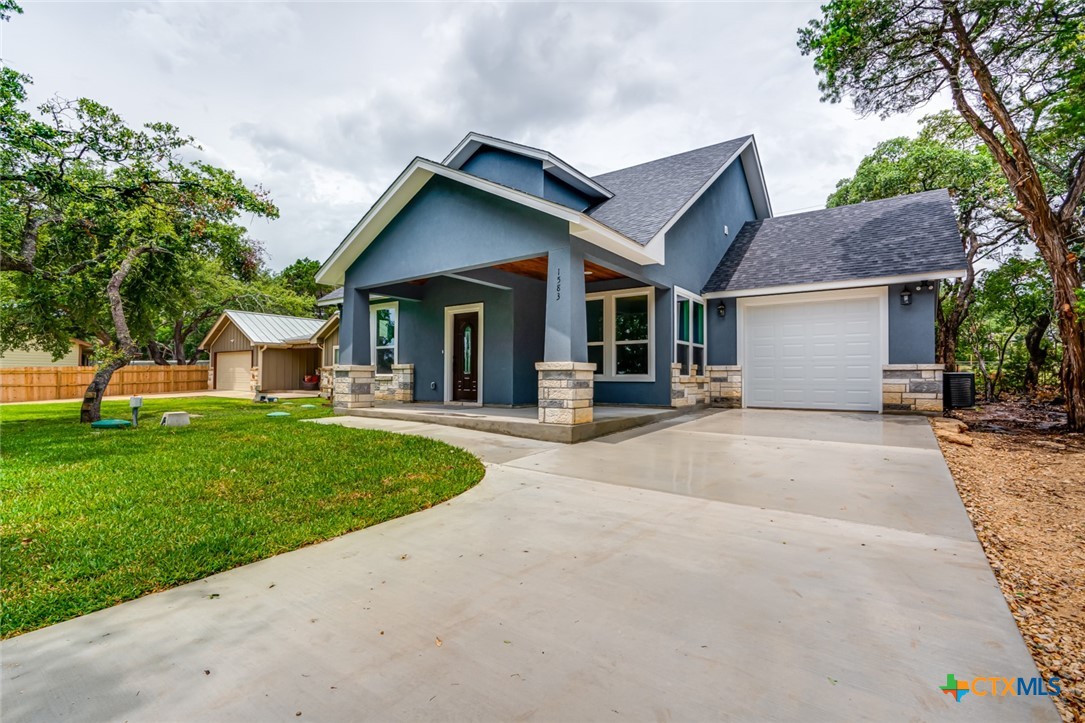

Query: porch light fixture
left=900, top=286, right=913, bottom=306
left=717, top=301, right=727, bottom=318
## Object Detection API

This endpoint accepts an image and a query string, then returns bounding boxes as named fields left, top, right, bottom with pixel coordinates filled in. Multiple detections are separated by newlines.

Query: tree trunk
left=79, top=357, right=129, bottom=423
left=1023, top=312, right=1051, bottom=394
left=148, top=341, right=170, bottom=365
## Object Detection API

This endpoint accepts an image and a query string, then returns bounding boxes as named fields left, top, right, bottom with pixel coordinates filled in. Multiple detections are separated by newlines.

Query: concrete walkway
left=1, top=410, right=1057, bottom=721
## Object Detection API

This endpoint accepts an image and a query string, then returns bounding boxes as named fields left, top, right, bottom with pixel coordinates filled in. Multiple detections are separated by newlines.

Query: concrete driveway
left=1, top=410, right=1057, bottom=722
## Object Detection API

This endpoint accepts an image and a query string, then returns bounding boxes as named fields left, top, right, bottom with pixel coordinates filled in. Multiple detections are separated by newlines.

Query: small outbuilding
left=199, top=310, right=326, bottom=392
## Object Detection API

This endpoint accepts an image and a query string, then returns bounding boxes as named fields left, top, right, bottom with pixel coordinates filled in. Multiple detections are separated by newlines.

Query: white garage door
left=743, top=291, right=882, bottom=411
left=215, top=351, right=252, bottom=391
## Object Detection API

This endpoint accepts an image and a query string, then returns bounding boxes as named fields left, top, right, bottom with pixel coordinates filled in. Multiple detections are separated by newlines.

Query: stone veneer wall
left=536, top=362, right=594, bottom=425
left=706, top=365, right=742, bottom=408
left=375, top=364, right=414, bottom=402
left=319, top=366, right=334, bottom=399
left=882, top=364, right=944, bottom=413
left=670, top=363, right=710, bottom=407
left=333, top=365, right=375, bottom=410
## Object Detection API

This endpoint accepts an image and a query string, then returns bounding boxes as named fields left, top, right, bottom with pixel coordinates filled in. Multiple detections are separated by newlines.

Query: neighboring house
left=315, top=132, right=965, bottom=425
left=316, top=287, right=344, bottom=309
left=199, top=310, right=325, bottom=392
left=0, top=340, right=92, bottom=368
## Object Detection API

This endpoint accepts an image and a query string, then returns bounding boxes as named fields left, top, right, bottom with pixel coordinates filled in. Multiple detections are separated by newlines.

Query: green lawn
left=0, top=396, right=484, bottom=638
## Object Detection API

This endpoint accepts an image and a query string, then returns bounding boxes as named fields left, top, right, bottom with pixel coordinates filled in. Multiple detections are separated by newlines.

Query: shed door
left=215, top=351, right=251, bottom=391
left=743, top=293, right=881, bottom=411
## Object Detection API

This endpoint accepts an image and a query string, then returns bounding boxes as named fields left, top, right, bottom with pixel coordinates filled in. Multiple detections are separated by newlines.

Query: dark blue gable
left=458, top=146, right=596, bottom=212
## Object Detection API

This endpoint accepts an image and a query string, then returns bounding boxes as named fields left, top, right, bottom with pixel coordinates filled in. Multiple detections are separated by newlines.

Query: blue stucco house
left=315, top=132, right=966, bottom=427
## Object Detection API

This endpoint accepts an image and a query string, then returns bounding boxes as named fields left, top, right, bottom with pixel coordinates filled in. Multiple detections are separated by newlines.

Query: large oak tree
left=799, top=0, right=1085, bottom=429
left=0, top=68, right=277, bottom=421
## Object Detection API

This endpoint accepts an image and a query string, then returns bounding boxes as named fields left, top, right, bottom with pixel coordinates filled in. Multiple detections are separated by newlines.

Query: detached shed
left=200, top=311, right=325, bottom=392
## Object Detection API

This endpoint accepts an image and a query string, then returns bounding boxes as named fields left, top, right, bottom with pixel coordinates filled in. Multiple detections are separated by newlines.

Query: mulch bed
left=932, top=400, right=1084, bottom=722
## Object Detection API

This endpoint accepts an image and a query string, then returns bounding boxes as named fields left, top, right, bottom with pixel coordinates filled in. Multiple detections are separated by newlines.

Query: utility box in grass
left=160, top=412, right=190, bottom=427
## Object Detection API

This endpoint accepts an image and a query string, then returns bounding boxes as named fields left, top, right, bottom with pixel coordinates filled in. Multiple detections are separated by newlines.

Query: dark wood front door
left=452, top=311, right=479, bottom=402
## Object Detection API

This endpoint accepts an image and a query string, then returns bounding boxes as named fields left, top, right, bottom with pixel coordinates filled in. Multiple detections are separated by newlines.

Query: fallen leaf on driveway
left=435, top=636, right=442, bottom=647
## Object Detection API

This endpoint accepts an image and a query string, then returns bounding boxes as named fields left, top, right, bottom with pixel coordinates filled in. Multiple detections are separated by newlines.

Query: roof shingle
left=587, top=136, right=751, bottom=245
left=702, top=189, right=966, bottom=294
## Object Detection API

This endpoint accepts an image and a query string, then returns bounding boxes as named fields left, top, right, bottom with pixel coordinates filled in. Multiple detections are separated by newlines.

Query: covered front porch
left=331, top=242, right=695, bottom=430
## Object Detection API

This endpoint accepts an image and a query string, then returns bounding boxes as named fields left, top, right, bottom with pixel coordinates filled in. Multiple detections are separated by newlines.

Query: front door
left=452, top=311, right=479, bottom=402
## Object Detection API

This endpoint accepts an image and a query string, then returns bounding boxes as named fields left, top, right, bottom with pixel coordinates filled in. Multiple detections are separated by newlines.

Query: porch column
left=539, top=244, right=594, bottom=425
left=334, top=287, right=375, bottom=411
left=543, top=245, right=588, bottom=362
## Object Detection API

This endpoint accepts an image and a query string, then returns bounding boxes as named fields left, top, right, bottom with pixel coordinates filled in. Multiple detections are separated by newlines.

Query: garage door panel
left=743, top=293, right=882, bottom=412
left=215, top=351, right=251, bottom=391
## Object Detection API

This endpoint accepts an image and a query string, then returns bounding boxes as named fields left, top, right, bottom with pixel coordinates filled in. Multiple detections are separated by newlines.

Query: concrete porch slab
left=337, top=403, right=703, bottom=443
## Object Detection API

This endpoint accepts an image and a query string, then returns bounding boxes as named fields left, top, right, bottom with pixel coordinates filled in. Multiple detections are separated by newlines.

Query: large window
left=371, top=302, right=397, bottom=375
left=675, top=289, right=706, bottom=375
left=584, top=287, right=654, bottom=381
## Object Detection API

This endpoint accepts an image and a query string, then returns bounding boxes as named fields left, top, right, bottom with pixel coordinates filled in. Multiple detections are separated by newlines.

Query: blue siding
left=345, top=176, right=567, bottom=289
left=543, top=175, right=593, bottom=211
left=460, top=148, right=543, bottom=197
left=706, top=298, right=737, bottom=365
left=889, top=282, right=937, bottom=364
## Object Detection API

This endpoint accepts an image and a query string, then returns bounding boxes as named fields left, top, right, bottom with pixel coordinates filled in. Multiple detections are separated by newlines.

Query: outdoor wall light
left=717, top=301, right=727, bottom=318
left=900, top=286, right=913, bottom=306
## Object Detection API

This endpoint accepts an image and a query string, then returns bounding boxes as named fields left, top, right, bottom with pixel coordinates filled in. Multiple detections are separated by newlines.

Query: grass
left=0, top=396, right=485, bottom=638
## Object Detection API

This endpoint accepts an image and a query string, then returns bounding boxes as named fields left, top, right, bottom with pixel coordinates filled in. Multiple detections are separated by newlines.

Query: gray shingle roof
left=316, top=287, right=343, bottom=305
left=224, top=310, right=325, bottom=345
left=702, top=189, right=966, bottom=294
left=587, top=136, right=751, bottom=245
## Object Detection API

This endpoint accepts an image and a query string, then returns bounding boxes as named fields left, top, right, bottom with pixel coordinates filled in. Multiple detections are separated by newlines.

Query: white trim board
left=443, top=303, right=484, bottom=405
left=736, top=286, right=888, bottom=413
left=315, top=158, right=658, bottom=286
left=705, top=270, right=966, bottom=300
left=442, top=132, right=613, bottom=200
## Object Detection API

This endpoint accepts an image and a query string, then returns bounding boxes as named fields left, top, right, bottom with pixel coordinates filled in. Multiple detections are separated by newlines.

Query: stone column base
left=536, top=361, right=595, bottom=425
left=390, top=364, right=414, bottom=402
left=333, top=365, right=376, bottom=410
left=249, top=367, right=259, bottom=394
left=670, top=363, right=710, bottom=407
left=706, top=365, right=742, bottom=408
left=882, top=364, right=944, bottom=413
left=318, top=366, right=334, bottom=399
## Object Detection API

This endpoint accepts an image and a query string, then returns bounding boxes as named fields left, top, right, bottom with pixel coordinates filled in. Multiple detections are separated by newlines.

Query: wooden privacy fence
left=1, top=365, right=209, bottom=403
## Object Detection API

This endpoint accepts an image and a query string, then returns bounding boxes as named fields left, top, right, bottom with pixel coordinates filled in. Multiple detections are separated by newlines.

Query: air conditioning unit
left=943, top=372, right=976, bottom=413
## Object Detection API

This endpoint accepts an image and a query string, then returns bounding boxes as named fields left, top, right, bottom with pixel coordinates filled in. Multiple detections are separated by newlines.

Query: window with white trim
left=675, top=291, right=706, bottom=375
left=371, top=302, right=398, bottom=375
left=584, top=287, right=654, bottom=381
left=332, top=345, right=340, bottom=366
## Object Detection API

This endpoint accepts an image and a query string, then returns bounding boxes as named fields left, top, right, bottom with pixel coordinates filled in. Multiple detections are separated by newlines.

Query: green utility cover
left=300, top=404, right=317, bottom=409
left=266, top=412, right=291, bottom=417
left=91, top=419, right=132, bottom=429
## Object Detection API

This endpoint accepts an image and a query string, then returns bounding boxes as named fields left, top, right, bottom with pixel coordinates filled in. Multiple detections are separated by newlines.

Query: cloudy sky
left=5, top=1, right=949, bottom=270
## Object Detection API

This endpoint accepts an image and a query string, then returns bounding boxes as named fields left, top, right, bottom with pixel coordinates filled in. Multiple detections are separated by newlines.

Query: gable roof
left=443, top=132, right=613, bottom=201
left=309, top=313, right=340, bottom=343
left=588, top=136, right=771, bottom=246
left=315, top=157, right=660, bottom=286
left=702, top=189, right=967, bottom=297
left=199, top=310, right=325, bottom=349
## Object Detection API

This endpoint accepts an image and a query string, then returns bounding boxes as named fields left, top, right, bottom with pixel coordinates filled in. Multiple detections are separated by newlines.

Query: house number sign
left=555, top=267, right=561, bottom=301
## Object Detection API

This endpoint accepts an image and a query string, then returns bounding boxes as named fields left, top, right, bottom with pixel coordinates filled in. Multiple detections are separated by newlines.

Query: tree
left=278, top=257, right=332, bottom=301
left=799, top=0, right=1085, bottom=429
left=963, top=256, right=1053, bottom=399
left=0, top=68, right=277, bottom=421
left=827, top=112, right=1018, bottom=367
left=149, top=257, right=315, bottom=365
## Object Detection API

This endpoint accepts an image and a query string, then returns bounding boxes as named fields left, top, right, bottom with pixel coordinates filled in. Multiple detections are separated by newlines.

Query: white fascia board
left=315, top=297, right=342, bottom=307
left=646, top=137, right=774, bottom=250
left=703, top=270, right=967, bottom=299
left=197, top=312, right=232, bottom=351
left=444, top=133, right=613, bottom=199
left=317, top=158, right=653, bottom=286
left=309, top=314, right=340, bottom=343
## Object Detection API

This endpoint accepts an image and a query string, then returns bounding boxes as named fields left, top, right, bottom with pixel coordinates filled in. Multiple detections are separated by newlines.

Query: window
left=675, top=289, right=706, bottom=375
left=332, top=345, right=340, bottom=366
left=584, top=287, right=654, bottom=381
left=371, top=302, right=397, bottom=375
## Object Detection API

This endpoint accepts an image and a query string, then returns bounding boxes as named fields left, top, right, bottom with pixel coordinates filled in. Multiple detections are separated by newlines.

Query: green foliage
left=278, top=257, right=333, bottom=300
left=0, top=68, right=277, bottom=366
left=0, top=396, right=485, bottom=637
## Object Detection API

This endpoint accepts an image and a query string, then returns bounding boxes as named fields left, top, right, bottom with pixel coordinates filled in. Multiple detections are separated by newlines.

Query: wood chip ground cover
left=933, top=402, right=1084, bottom=721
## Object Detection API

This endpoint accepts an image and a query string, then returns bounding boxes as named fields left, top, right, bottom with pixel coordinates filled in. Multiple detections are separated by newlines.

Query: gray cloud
left=9, top=1, right=950, bottom=268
